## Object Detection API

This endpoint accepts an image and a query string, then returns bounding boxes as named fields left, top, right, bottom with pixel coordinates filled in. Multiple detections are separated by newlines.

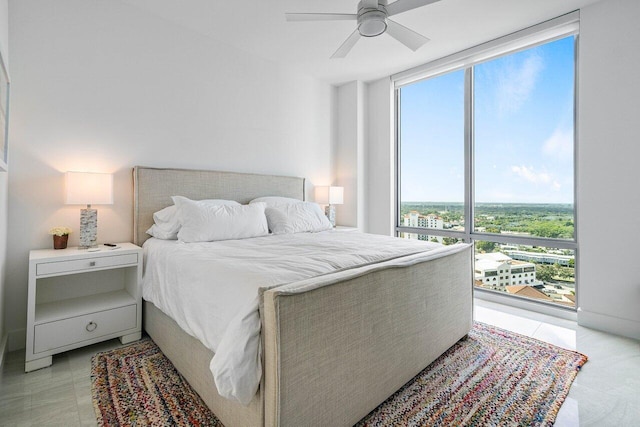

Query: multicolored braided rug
left=91, top=338, right=222, bottom=427
left=356, top=322, right=587, bottom=426
left=91, top=322, right=587, bottom=426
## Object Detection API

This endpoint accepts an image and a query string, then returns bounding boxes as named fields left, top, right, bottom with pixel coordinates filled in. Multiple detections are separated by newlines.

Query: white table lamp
left=315, top=186, right=344, bottom=227
left=65, top=171, right=113, bottom=248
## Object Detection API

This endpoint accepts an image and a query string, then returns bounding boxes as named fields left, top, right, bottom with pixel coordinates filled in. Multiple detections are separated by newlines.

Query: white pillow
left=249, top=196, right=303, bottom=209
left=265, top=202, right=332, bottom=235
left=146, top=205, right=181, bottom=240
left=146, top=223, right=180, bottom=240
left=173, top=196, right=269, bottom=243
left=153, top=205, right=179, bottom=227
left=146, top=199, right=241, bottom=240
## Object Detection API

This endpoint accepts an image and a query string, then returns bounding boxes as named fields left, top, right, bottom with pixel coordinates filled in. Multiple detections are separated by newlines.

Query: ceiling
left=121, top=0, right=602, bottom=85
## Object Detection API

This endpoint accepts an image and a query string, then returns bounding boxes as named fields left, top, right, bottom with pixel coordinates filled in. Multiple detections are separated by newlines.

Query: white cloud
left=510, top=165, right=552, bottom=184
left=543, top=128, right=573, bottom=160
left=510, top=165, right=566, bottom=195
left=496, top=53, right=544, bottom=115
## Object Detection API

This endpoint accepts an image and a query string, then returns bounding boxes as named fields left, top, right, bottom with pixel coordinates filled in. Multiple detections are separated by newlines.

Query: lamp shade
left=65, top=172, right=114, bottom=205
left=315, top=186, right=344, bottom=205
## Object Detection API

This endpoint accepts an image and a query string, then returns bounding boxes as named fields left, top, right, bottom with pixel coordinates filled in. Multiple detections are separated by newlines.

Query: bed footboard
left=144, top=301, right=263, bottom=427
left=262, top=245, right=473, bottom=427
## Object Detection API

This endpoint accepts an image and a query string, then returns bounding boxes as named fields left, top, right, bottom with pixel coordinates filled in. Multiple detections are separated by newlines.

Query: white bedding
left=142, top=231, right=468, bottom=405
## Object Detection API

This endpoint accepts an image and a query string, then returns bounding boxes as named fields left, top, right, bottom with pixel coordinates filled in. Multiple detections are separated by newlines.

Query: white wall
left=334, top=81, right=366, bottom=229
left=366, top=78, right=394, bottom=236
left=0, top=0, right=7, bottom=363
left=5, top=0, right=334, bottom=349
left=363, top=0, right=640, bottom=339
left=576, top=0, right=640, bottom=338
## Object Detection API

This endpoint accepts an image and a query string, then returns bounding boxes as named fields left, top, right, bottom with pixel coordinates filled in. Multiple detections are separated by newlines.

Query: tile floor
left=474, top=300, right=640, bottom=427
left=0, top=300, right=638, bottom=426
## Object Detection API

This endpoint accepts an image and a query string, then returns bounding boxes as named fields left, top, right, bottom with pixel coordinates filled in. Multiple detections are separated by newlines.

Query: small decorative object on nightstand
left=25, top=242, right=142, bottom=372
left=65, top=171, right=113, bottom=248
left=315, top=185, right=344, bottom=227
left=49, top=226, right=72, bottom=249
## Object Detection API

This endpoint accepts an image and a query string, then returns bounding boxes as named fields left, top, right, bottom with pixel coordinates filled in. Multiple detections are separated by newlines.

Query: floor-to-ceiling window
left=395, top=16, right=578, bottom=309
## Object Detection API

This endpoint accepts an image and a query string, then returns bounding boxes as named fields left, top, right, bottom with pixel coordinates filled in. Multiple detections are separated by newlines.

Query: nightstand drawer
left=36, top=253, right=138, bottom=276
left=33, top=304, right=137, bottom=353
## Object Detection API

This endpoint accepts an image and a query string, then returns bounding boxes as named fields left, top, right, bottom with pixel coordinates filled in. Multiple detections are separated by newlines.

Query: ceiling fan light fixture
left=358, top=10, right=387, bottom=37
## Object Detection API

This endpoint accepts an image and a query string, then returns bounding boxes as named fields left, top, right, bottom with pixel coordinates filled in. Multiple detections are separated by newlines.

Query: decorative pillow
left=249, top=196, right=303, bottom=209
left=173, top=196, right=269, bottom=243
left=265, top=202, right=332, bottom=235
left=146, top=198, right=241, bottom=240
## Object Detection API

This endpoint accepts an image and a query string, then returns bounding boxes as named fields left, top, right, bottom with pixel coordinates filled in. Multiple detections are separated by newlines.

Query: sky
left=400, top=36, right=575, bottom=204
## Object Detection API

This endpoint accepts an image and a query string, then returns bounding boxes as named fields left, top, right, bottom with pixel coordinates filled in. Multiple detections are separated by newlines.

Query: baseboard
left=474, top=289, right=577, bottom=321
left=8, top=327, right=25, bottom=352
left=577, top=308, right=640, bottom=340
left=0, top=331, right=8, bottom=370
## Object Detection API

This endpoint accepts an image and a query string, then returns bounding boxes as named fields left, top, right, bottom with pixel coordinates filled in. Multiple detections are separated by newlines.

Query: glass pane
left=399, top=70, right=465, bottom=233
left=474, top=36, right=575, bottom=240
left=398, top=232, right=463, bottom=245
left=474, top=240, right=575, bottom=307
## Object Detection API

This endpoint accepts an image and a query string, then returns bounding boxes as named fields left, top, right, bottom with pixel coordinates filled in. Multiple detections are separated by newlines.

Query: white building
left=402, top=211, right=444, bottom=242
left=474, top=252, right=538, bottom=291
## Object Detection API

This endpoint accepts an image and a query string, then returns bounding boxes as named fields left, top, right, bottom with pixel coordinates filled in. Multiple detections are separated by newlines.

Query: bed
left=134, top=166, right=473, bottom=427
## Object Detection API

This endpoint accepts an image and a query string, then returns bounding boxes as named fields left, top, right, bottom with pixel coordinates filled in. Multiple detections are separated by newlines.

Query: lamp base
left=79, top=207, right=98, bottom=248
left=325, top=204, right=336, bottom=227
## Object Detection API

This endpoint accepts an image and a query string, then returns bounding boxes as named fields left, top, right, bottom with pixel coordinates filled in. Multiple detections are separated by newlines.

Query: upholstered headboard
left=133, top=166, right=306, bottom=246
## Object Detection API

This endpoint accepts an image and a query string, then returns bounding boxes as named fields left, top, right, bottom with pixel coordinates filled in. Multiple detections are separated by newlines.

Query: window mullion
left=394, top=89, right=401, bottom=233
left=464, top=66, right=474, bottom=243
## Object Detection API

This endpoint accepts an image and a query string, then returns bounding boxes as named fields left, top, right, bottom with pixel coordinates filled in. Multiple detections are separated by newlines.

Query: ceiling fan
left=285, top=0, right=441, bottom=58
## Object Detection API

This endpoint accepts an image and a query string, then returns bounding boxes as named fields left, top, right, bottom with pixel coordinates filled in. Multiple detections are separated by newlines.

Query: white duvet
left=142, top=231, right=466, bottom=405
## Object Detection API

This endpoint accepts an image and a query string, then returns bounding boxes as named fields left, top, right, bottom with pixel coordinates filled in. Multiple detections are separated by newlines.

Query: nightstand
left=25, top=243, right=142, bottom=372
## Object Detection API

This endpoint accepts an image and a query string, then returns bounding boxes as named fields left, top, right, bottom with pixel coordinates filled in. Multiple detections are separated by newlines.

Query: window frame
left=393, top=13, right=580, bottom=311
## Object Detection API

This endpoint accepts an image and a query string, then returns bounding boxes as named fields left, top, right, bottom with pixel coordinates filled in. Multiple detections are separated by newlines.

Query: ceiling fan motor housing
left=357, top=1, right=388, bottom=37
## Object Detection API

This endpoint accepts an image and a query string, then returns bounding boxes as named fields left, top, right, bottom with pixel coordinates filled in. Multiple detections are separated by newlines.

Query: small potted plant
left=49, top=226, right=72, bottom=249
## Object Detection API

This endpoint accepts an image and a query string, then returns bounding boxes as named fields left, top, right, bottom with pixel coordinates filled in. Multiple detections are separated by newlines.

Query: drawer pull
left=86, top=321, right=98, bottom=332
left=89, top=261, right=96, bottom=267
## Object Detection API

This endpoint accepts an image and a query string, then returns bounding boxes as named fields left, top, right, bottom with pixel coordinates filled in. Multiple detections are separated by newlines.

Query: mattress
left=142, top=230, right=467, bottom=404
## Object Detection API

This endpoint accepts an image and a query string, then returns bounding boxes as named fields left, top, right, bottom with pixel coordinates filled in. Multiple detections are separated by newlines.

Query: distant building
left=474, top=252, right=538, bottom=291
left=403, top=211, right=443, bottom=229
left=505, top=285, right=553, bottom=301
left=503, top=249, right=574, bottom=266
left=402, top=211, right=444, bottom=242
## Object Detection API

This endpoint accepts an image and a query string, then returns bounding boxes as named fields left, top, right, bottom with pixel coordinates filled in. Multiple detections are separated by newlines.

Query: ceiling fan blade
left=331, top=29, right=361, bottom=59
left=387, top=0, right=441, bottom=16
left=386, top=19, right=430, bottom=51
left=285, top=13, right=357, bottom=22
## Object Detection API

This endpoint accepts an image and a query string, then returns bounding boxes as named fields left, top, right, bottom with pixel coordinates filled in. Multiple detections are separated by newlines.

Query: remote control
left=104, top=243, right=117, bottom=247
